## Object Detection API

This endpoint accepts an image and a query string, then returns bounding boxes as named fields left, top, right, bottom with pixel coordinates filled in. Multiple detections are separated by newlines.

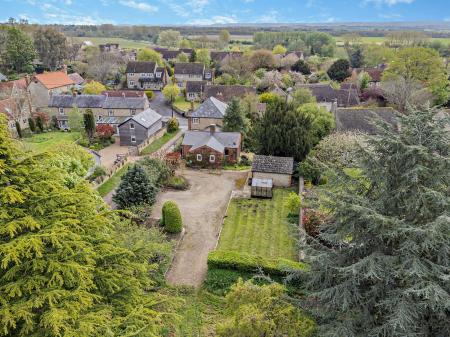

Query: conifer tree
left=223, top=98, right=247, bottom=134
left=83, top=109, right=96, bottom=139
left=0, top=115, right=176, bottom=336
left=298, top=107, right=450, bottom=337
left=113, top=164, right=158, bottom=209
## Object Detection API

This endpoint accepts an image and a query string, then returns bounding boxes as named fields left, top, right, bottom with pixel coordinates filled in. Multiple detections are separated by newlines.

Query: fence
left=135, top=127, right=167, bottom=155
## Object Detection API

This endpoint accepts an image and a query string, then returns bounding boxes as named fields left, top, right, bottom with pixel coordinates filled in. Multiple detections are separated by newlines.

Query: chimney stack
left=62, top=64, right=67, bottom=75
left=122, top=92, right=126, bottom=98
left=209, top=124, right=215, bottom=135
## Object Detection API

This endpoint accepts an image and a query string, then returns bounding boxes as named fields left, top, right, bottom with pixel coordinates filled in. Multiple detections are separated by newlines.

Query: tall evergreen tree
left=298, top=107, right=450, bottom=337
left=349, top=46, right=364, bottom=68
left=113, top=164, right=158, bottom=209
left=222, top=98, right=247, bottom=134
left=83, top=109, right=96, bottom=139
left=255, top=100, right=313, bottom=161
left=0, top=115, right=176, bottom=336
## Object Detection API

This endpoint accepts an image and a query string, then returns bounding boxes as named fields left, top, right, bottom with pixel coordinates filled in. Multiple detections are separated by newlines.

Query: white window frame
left=130, top=122, right=135, bottom=130
left=156, top=72, right=161, bottom=78
left=129, top=81, right=134, bottom=86
left=108, top=109, right=114, bottom=116
left=205, top=72, right=211, bottom=79
left=209, top=154, right=215, bottom=163
left=130, top=109, right=136, bottom=115
left=129, top=73, right=134, bottom=76
left=196, top=154, right=202, bottom=161
left=97, top=115, right=102, bottom=121
left=131, top=136, right=136, bottom=143
left=59, top=107, right=64, bottom=115
left=192, top=117, right=200, bottom=124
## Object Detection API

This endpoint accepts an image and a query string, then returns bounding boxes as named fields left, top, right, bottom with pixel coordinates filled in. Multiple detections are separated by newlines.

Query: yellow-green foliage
left=162, top=200, right=183, bottom=233
left=216, top=279, right=315, bottom=337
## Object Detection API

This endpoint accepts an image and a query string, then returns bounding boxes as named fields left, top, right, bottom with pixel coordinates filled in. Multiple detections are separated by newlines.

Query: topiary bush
left=167, top=117, right=179, bottom=133
left=162, top=200, right=182, bottom=233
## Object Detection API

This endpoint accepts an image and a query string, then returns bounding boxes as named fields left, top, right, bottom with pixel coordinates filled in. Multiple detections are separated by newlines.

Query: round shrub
left=167, top=117, right=179, bottom=133
left=162, top=201, right=182, bottom=233
left=145, top=90, right=154, bottom=100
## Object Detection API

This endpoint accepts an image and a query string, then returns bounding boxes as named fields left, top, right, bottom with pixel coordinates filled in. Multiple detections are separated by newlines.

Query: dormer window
left=205, top=72, right=211, bottom=79
left=130, top=122, right=135, bottom=129
left=131, top=109, right=136, bottom=115
left=156, top=72, right=161, bottom=78
left=59, top=107, right=64, bottom=115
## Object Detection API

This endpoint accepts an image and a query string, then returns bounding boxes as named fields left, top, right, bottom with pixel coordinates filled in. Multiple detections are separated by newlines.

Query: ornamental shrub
left=162, top=200, right=182, bottom=233
left=167, top=117, right=179, bottom=133
left=285, top=191, right=301, bottom=216
left=145, top=90, right=154, bottom=100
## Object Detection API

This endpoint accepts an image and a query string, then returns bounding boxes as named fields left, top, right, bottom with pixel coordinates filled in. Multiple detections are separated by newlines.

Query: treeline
left=253, top=31, right=335, bottom=56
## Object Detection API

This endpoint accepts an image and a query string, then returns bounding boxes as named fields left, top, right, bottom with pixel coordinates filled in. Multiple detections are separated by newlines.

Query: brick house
left=174, top=63, right=213, bottom=88
left=188, top=96, right=228, bottom=130
left=126, top=61, right=168, bottom=90
left=181, top=126, right=241, bottom=167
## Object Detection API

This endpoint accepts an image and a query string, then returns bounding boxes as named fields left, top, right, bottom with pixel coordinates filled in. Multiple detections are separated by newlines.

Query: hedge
left=207, top=250, right=307, bottom=276
left=162, top=201, right=183, bottom=233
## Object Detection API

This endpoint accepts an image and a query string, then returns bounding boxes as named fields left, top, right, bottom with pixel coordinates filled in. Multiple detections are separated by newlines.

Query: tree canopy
left=298, top=106, right=450, bottom=336
left=83, top=80, right=106, bottom=95
left=137, top=47, right=163, bottom=64
left=222, top=98, right=248, bottom=134
left=327, top=59, right=350, bottom=82
left=33, top=27, right=68, bottom=70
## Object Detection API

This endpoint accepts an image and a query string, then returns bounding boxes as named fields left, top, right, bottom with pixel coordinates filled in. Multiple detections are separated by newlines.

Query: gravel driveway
left=152, top=169, right=247, bottom=287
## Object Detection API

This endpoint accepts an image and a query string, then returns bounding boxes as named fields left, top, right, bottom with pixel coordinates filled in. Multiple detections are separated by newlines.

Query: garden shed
left=251, top=178, right=273, bottom=198
left=251, top=155, right=294, bottom=187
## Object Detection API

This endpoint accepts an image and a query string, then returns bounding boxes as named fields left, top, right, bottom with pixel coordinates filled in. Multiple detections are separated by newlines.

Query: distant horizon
left=1, top=0, right=450, bottom=26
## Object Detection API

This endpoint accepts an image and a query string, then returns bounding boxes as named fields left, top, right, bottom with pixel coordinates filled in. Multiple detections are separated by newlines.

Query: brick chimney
left=62, top=64, right=67, bottom=74
left=209, top=124, right=215, bottom=135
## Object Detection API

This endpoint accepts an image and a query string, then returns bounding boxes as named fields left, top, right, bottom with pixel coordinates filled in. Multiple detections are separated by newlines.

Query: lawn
left=97, top=163, right=131, bottom=197
left=21, top=131, right=81, bottom=153
left=140, top=131, right=178, bottom=155
left=217, top=188, right=298, bottom=261
left=173, top=96, right=200, bottom=113
left=70, top=36, right=151, bottom=49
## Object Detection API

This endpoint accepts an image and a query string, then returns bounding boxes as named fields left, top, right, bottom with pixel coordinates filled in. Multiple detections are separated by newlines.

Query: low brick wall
left=135, top=127, right=167, bottom=155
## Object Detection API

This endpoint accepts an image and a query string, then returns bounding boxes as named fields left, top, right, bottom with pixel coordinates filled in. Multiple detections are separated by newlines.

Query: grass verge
left=140, top=131, right=178, bottom=155
left=22, top=131, right=81, bottom=153
left=97, top=163, right=131, bottom=197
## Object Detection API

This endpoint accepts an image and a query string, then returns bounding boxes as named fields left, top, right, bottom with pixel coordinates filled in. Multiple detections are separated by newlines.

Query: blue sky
left=1, top=0, right=449, bottom=25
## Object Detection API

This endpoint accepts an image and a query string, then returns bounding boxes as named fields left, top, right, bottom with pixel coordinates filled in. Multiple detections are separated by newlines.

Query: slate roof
left=0, top=73, right=7, bottom=81
left=203, top=85, right=256, bottom=102
left=182, top=130, right=241, bottom=153
left=102, top=90, right=145, bottom=98
left=48, top=94, right=105, bottom=108
left=191, top=97, right=228, bottom=119
left=161, top=50, right=181, bottom=59
left=252, top=155, right=294, bottom=175
left=174, top=63, right=204, bottom=75
left=126, top=61, right=157, bottom=73
left=186, top=81, right=207, bottom=93
left=335, top=107, right=398, bottom=134
left=33, top=71, right=74, bottom=89
left=68, top=73, right=85, bottom=85
left=118, top=108, right=161, bottom=129
left=103, top=96, right=148, bottom=109
left=48, top=94, right=148, bottom=109
left=296, top=83, right=360, bottom=107
left=210, top=51, right=243, bottom=62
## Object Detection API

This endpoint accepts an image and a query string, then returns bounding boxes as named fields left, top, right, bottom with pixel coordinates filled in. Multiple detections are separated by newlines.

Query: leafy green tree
left=28, top=117, right=35, bottom=132
left=327, top=59, right=350, bottom=82
left=158, top=29, right=181, bottom=48
left=259, top=92, right=279, bottom=105
left=297, top=103, right=335, bottom=145
left=255, top=100, right=313, bottom=161
left=162, top=84, right=180, bottom=117
left=68, top=107, right=83, bottom=131
left=196, top=48, right=211, bottom=66
left=167, top=117, right=179, bottom=133
left=291, top=88, right=316, bottom=107
left=0, top=115, right=176, bottom=336
left=383, top=47, right=449, bottom=105
left=250, top=49, right=276, bottom=70
left=291, top=59, right=311, bottom=74
left=83, top=109, right=96, bottom=139
left=33, top=27, right=68, bottom=70
left=217, top=279, right=315, bottom=337
left=176, top=52, right=189, bottom=63
left=14, top=121, right=22, bottom=138
left=358, top=71, right=371, bottom=91
left=298, top=106, right=450, bottom=336
left=272, top=44, right=287, bottom=55
left=363, top=44, right=394, bottom=67
left=348, top=46, right=364, bottom=68
left=3, top=26, right=36, bottom=73
left=83, top=80, right=106, bottom=94
left=285, top=191, right=301, bottom=216
left=223, top=98, right=248, bottom=134
left=113, top=164, right=157, bottom=209
left=137, top=47, right=163, bottom=64
left=218, top=29, right=230, bottom=49
left=35, top=115, right=44, bottom=132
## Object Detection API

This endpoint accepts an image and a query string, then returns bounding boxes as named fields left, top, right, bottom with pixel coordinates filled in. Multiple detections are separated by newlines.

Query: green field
left=21, top=131, right=81, bottom=153
left=217, top=189, right=298, bottom=261
left=70, top=37, right=151, bottom=49
left=335, top=36, right=450, bottom=46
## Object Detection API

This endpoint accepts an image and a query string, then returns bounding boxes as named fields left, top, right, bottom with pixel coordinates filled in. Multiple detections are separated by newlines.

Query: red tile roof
left=33, top=71, right=74, bottom=89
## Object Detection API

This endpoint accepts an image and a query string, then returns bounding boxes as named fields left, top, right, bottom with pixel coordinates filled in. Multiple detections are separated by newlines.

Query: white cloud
left=189, top=15, right=237, bottom=25
left=257, top=10, right=279, bottom=23
left=119, top=1, right=158, bottom=13
left=364, top=0, right=414, bottom=6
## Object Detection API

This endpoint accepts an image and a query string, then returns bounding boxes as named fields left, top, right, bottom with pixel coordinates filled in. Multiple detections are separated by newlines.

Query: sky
left=1, top=0, right=450, bottom=25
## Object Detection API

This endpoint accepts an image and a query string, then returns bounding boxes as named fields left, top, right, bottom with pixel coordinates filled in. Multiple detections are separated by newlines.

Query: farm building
left=251, top=155, right=294, bottom=187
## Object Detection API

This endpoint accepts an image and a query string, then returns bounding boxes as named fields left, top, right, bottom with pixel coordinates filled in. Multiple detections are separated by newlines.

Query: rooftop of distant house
left=252, top=155, right=294, bottom=175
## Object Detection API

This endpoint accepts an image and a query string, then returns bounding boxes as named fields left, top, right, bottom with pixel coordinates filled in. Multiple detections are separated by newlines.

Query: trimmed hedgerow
left=207, top=250, right=306, bottom=276
left=162, top=201, right=183, bottom=233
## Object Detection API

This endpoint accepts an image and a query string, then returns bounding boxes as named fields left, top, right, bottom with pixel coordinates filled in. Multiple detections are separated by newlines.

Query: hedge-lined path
left=152, top=169, right=247, bottom=287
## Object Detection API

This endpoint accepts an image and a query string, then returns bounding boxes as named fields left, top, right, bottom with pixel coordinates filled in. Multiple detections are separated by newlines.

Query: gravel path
left=152, top=169, right=247, bottom=287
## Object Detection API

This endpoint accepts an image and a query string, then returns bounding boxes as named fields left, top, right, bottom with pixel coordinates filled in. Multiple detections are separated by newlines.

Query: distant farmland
left=69, top=37, right=151, bottom=49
